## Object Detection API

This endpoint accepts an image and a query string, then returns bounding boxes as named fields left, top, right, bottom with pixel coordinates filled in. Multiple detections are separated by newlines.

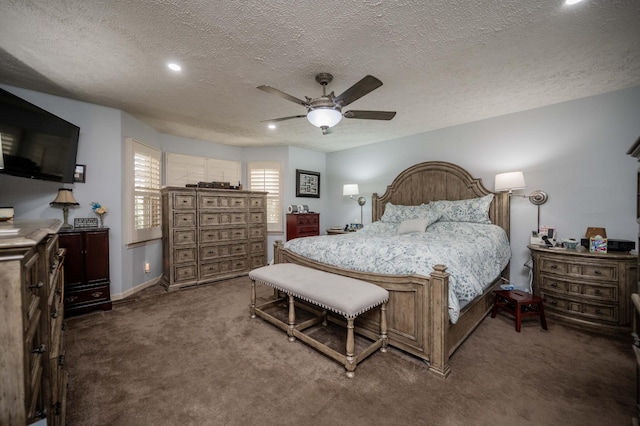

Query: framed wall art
left=296, top=169, right=320, bottom=198
left=74, top=164, right=86, bottom=183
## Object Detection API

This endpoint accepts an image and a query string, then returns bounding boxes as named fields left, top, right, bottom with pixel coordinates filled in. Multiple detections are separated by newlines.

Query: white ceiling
left=1, top=1, right=639, bottom=153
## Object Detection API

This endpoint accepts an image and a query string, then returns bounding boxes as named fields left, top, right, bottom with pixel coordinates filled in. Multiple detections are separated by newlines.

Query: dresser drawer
left=173, top=264, right=197, bottom=283
left=539, top=275, right=618, bottom=302
left=174, top=247, right=197, bottom=264
left=541, top=291, right=618, bottom=323
left=173, top=193, right=196, bottom=209
left=296, top=214, right=319, bottom=225
left=249, top=211, right=265, bottom=224
left=250, top=255, right=267, bottom=269
left=199, top=194, right=247, bottom=209
left=65, top=283, right=110, bottom=307
left=249, top=226, right=265, bottom=239
left=249, top=196, right=265, bottom=209
left=199, top=243, right=247, bottom=260
left=199, top=211, right=247, bottom=226
left=173, top=229, right=197, bottom=245
left=200, top=227, right=247, bottom=243
left=173, top=211, right=197, bottom=227
left=199, top=258, right=248, bottom=278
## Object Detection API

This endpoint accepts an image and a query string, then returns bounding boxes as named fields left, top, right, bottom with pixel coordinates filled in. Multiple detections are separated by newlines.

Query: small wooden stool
left=491, top=290, right=547, bottom=332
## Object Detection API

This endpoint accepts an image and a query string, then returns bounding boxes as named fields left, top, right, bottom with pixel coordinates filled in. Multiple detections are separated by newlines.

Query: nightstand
left=528, top=244, right=637, bottom=335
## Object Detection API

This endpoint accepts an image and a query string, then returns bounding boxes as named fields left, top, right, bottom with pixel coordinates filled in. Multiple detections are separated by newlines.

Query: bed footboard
left=274, top=240, right=452, bottom=378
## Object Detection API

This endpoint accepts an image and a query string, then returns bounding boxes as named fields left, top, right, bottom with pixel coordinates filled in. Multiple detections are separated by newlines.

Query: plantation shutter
left=126, top=138, right=162, bottom=244
left=248, top=162, right=282, bottom=233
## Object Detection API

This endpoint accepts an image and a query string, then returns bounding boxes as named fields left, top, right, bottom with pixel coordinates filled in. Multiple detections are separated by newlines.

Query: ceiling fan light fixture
left=307, top=108, right=343, bottom=128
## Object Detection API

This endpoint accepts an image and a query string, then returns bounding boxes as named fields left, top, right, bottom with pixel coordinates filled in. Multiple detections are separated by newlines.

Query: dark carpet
left=64, top=277, right=635, bottom=425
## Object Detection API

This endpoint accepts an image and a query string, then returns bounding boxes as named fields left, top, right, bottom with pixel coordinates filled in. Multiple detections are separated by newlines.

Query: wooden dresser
left=160, top=187, right=267, bottom=290
left=286, top=213, right=320, bottom=241
left=58, top=228, right=111, bottom=316
left=0, top=219, right=68, bottom=425
left=529, top=244, right=637, bottom=335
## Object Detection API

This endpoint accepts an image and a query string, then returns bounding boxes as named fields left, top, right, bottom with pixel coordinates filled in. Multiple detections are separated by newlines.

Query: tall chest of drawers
left=529, top=244, right=637, bottom=334
left=286, top=213, right=320, bottom=241
left=160, top=188, right=267, bottom=290
left=0, top=219, right=68, bottom=425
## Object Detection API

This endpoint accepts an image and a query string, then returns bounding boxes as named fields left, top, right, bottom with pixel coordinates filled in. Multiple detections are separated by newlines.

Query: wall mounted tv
left=0, top=88, right=80, bottom=183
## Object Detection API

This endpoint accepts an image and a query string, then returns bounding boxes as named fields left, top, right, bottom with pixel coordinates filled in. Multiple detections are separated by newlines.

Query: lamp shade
left=494, top=171, right=526, bottom=192
left=343, top=184, right=359, bottom=196
left=50, top=188, right=79, bottom=205
left=307, top=108, right=343, bottom=128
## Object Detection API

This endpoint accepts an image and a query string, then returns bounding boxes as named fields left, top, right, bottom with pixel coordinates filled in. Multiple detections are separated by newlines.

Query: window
left=125, top=138, right=162, bottom=244
left=248, top=161, right=282, bottom=233
left=165, top=152, right=241, bottom=187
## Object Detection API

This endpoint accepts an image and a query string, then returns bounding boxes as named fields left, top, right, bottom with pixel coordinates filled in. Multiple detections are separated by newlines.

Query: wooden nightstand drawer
left=541, top=291, right=618, bottom=323
left=539, top=275, right=618, bottom=302
left=173, top=229, right=197, bottom=245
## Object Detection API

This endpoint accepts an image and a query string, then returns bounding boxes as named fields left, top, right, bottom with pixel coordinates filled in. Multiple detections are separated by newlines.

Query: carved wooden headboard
left=371, top=161, right=510, bottom=238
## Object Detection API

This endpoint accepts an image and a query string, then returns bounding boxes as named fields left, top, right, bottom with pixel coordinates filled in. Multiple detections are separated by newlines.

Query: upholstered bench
left=249, top=263, right=389, bottom=378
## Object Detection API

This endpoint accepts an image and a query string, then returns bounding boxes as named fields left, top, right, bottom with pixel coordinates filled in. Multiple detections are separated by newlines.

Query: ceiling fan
left=257, top=73, right=396, bottom=135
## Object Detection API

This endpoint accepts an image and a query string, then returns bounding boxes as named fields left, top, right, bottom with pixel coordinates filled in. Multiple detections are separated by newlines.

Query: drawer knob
left=594, top=289, right=602, bottom=295
left=551, top=300, right=557, bottom=305
left=58, top=354, right=66, bottom=368
left=29, top=281, right=44, bottom=289
left=91, top=292, right=104, bottom=298
left=595, top=309, right=602, bottom=314
left=550, top=265, right=558, bottom=269
left=551, top=282, right=558, bottom=288
left=594, top=270, right=602, bottom=275
left=52, top=308, right=58, bottom=319
left=32, top=343, right=46, bottom=354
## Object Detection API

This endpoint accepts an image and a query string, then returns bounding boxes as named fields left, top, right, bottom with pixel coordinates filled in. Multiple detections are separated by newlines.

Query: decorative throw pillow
left=380, top=202, right=435, bottom=223
left=431, top=193, right=494, bottom=224
left=397, top=217, right=431, bottom=235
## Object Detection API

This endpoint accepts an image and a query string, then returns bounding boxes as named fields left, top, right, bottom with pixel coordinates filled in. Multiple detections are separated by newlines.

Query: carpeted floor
left=64, top=277, right=635, bottom=425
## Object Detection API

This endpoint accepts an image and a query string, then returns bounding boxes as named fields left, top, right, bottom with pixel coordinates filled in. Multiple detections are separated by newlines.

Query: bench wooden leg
left=345, top=318, right=356, bottom=378
left=288, top=294, right=296, bottom=342
left=250, top=280, right=256, bottom=319
left=380, top=302, right=388, bottom=353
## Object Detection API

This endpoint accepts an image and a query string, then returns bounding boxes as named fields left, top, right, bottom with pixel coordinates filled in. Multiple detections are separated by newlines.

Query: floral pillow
left=431, top=193, right=494, bottom=224
left=380, top=202, right=438, bottom=223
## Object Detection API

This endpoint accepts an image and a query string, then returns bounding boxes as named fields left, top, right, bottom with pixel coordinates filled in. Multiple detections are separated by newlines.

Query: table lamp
left=50, top=188, right=79, bottom=229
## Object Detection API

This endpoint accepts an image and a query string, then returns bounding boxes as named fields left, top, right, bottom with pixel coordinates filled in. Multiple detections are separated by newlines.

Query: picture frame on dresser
left=295, top=169, right=320, bottom=198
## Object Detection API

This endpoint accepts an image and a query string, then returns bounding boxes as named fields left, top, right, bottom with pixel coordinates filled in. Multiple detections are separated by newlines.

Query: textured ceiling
left=1, top=1, right=639, bottom=153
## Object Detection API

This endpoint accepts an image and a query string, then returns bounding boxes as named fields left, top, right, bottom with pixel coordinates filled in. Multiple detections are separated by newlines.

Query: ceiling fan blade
left=260, top=115, right=306, bottom=123
left=257, top=85, right=307, bottom=106
left=334, top=75, right=383, bottom=107
left=343, top=110, right=396, bottom=120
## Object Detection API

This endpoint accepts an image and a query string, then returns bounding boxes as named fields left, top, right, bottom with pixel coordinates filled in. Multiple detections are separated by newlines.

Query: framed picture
left=74, top=164, right=86, bottom=183
left=296, top=169, right=320, bottom=198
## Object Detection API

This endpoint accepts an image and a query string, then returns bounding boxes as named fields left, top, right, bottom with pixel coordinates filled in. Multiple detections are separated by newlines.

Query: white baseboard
left=111, top=276, right=161, bottom=301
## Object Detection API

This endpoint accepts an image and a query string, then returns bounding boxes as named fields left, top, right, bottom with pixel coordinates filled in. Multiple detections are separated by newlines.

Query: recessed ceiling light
left=167, top=63, right=182, bottom=71
left=565, top=0, right=584, bottom=5
left=268, top=124, right=276, bottom=129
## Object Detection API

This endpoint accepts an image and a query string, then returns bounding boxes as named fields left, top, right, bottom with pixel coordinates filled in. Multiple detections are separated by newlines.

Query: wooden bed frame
left=274, top=161, right=510, bottom=378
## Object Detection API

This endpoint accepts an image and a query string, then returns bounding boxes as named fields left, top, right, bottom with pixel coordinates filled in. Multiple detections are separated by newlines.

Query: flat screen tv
left=0, top=88, right=80, bottom=183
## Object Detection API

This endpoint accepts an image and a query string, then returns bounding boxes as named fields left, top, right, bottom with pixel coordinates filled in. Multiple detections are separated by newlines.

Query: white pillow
left=397, top=217, right=431, bottom=235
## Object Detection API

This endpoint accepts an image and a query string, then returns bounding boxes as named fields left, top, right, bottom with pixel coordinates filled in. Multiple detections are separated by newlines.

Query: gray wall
left=3, top=83, right=639, bottom=297
left=325, top=86, right=640, bottom=285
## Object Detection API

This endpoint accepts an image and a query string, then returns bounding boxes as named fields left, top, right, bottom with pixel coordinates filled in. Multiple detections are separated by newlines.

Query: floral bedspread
left=283, top=221, right=511, bottom=323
